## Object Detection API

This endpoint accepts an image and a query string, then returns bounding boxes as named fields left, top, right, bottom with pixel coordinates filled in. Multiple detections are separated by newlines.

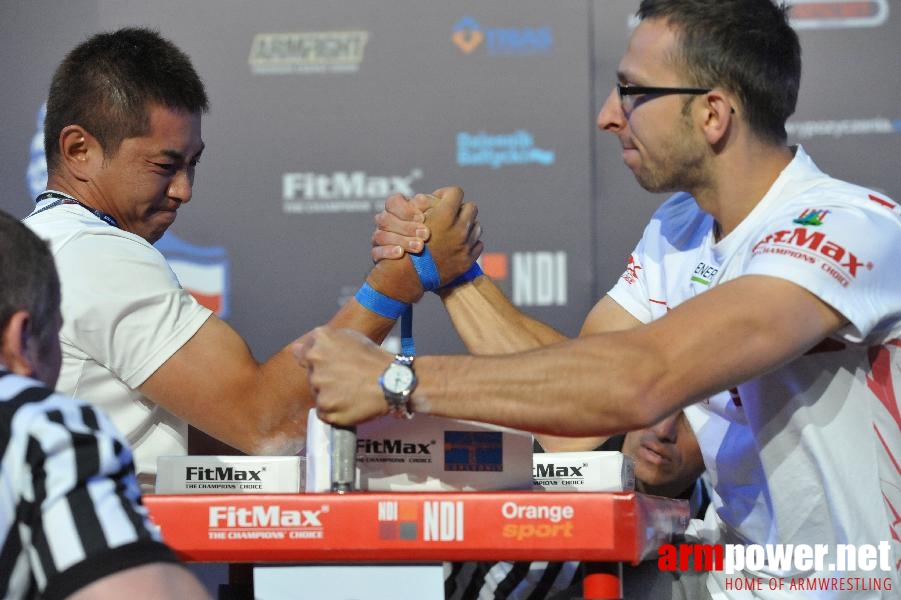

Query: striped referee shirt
left=0, top=370, right=178, bottom=599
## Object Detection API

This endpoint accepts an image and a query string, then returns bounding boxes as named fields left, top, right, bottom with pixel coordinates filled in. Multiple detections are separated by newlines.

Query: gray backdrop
left=2, top=0, right=899, bottom=360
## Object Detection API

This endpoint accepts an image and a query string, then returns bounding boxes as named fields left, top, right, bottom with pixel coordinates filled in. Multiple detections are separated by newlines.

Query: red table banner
left=145, top=491, right=690, bottom=564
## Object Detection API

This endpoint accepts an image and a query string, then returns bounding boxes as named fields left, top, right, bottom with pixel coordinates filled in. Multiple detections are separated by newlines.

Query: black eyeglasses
left=617, top=83, right=710, bottom=112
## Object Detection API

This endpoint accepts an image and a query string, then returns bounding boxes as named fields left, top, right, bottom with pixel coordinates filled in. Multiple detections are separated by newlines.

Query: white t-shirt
left=24, top=197, right=212, bottom=489
left=608, top=147, right=901, bottom=597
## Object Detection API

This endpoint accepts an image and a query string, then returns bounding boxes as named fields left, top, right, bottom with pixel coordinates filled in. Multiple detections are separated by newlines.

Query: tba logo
left=451, top=16, right=553, bottom=56
left=452, top=17, right=484, bottom=53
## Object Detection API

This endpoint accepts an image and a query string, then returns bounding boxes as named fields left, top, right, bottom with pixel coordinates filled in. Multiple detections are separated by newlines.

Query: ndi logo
left=452, top=16, right=553, bottom=56
left=457, top=130, right=555, bottom=169
left=481, top=251, right=568, bottom=307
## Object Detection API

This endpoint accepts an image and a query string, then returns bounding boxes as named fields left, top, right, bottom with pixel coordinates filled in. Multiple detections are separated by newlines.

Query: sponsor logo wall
left=1, top=0, right=898, bottom=367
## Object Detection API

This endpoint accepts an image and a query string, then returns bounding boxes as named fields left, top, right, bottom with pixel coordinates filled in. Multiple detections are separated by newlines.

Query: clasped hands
left=296, top=186, right=482, bottom=426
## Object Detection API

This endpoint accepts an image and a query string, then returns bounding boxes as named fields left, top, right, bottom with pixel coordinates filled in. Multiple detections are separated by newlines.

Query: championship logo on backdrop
left=27, top=104, right=231, bottom=318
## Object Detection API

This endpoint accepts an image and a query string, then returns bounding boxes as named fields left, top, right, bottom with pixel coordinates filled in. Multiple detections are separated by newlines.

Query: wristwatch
left=379, top=354, right=416, bottom=419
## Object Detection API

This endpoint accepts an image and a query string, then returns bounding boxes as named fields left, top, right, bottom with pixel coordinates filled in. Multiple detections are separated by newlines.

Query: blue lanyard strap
left=33, top=191, right=120, bottom=228
left=354, top=244, right=483, bottom=357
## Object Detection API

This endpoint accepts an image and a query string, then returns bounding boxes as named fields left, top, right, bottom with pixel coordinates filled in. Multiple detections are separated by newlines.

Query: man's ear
left=700, top=90, right=736, bottom=147
left=1, top=310, right=35, bottom=377
left=58, top=125, right=103, bottom=182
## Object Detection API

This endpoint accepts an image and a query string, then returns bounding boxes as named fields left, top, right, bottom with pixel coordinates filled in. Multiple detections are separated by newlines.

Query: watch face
left=383, top=363, right=414, bottom=394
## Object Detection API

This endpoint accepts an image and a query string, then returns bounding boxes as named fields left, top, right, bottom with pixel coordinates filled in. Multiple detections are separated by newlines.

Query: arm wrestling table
left=145, top=491, right=690, bottom=599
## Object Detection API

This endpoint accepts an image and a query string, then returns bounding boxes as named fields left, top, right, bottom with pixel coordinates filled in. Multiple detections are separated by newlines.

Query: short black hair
left=638, top=0, right=801, bottom=143
left=44, top=27, right=209, bottom=171
left=0, top=210, right=60, bottom=353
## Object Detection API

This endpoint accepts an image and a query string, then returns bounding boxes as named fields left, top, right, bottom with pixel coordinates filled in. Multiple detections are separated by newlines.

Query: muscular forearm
left=142, top=299, right=397, bottom=455
left=440, top=279, right=612, bottom=451
left=409, top=333, right=670, bottom=438
left=243, top=298, right=397, bottom=453
left=410, top=277, right=848, bottom=438
left=439, top=276, right=566, bottom=354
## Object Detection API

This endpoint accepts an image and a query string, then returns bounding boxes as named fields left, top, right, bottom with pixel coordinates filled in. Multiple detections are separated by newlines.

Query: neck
left=41, top=175, right=120, bottom=228
left=44, top=174, right=89, bottom=205
left=694, top=141, right=794, bottom=240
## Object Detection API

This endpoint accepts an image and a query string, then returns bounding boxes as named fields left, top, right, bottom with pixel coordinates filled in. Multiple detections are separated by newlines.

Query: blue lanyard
left=33, top=191, right=120, bottom=228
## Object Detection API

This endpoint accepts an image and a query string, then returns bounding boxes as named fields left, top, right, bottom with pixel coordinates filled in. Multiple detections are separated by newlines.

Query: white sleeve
left=606, top=234, right=655, bottom=325
left=55, top=231, right=212, bottom=387
left=744, top=205, right=901, bottom=342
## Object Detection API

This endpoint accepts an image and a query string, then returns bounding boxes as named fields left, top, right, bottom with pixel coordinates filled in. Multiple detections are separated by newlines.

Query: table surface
left=145, top=491, right=690, bottom=564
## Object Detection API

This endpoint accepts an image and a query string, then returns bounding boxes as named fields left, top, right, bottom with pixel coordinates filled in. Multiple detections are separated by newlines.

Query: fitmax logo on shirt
left=457, top=130, right=555, bottom=169
left=751, top=227, right=873, bottom=287
left=452, top=16, right=553, bottom=55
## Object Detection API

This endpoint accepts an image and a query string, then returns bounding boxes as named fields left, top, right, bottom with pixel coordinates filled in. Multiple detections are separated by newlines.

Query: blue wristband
left=438, top=262, right=483, bottom=292
left=354, top=282, right=409, bottom=320
left=409, top=245, right=442, bottom=292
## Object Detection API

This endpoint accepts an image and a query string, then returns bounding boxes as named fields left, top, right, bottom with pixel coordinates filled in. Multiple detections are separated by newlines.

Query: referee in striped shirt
left=0, top=210, right=209, bottom=599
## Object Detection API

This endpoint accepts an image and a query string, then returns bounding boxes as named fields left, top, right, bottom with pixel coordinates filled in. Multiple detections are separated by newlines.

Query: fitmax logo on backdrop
left=456, top=130, right=555, bottom=169
left=26, top=104, right=231, bottom=318
left=452, top=16, right=553, bottom=55
left=282, top=169, right=424, bottom=214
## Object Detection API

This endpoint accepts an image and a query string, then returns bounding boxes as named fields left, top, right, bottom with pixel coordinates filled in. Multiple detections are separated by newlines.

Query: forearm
left=410, top=333, right=668, bottom=438
left=410, top=276, right=848, bottom=438
left=143, top=300, right=397, bottom=455
left=245, top=298, right=397, bottom=452
left=439, top=276, right=567, bottom=354
left=440, top=278, right=611, bottom=450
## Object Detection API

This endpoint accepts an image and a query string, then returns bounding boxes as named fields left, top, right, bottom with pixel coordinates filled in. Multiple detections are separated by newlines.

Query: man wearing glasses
left=300, top=1, right=900, bottom=597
